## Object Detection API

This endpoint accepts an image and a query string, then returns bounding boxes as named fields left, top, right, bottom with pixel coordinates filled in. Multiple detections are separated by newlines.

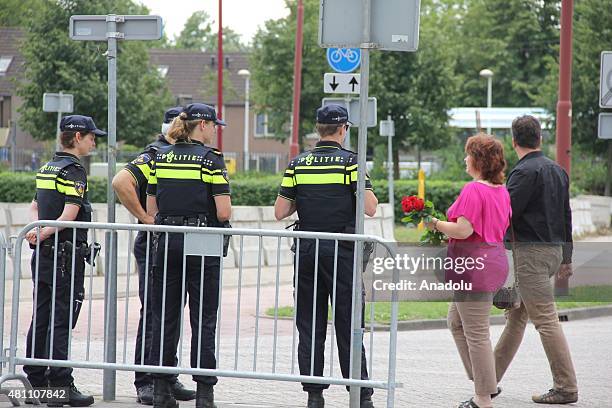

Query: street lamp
left=238, top=69, right=251, bottom=171
left=479, top=68, right=493, bottom=134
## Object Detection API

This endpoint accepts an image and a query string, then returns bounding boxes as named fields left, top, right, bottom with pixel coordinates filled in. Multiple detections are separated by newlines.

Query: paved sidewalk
left=2, top=235, right=609, bottom=407
left=2, top=316, right=610, bottom=407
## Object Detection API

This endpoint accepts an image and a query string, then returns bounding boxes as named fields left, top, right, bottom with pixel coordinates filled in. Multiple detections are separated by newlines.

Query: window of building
left=157, top=65, right=169, bottom=78
left=0, top=56, right=13, bottom=76
left=177, top=94, right=193, bottom=106
left=254, top=113, right=274, bottom=137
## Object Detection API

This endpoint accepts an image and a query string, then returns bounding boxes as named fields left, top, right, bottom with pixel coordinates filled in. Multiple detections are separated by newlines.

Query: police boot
left=195, top=383, right=216, bottom=408
left=360, top=395, right=375, bottom=408
left=153, top=379, right=178, bottom=408
left=307, top=391, right=325, bottom=408
left=47, top=383, right=94, bottom=407
left=171, top=380, right=196, bottom=401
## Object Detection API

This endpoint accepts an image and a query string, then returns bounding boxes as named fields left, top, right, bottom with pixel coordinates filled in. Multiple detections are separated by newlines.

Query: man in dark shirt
left=494, top=115, right=578, bottom=404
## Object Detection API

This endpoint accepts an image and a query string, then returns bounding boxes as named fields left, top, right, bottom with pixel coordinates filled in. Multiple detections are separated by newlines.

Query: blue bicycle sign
left=326, top=48, right=361, bottom=73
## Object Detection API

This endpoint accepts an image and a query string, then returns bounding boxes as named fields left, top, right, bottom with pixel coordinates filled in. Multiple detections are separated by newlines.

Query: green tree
left=250, top=0, right=326, bottom=143
left=174, top=10, right=246, bottom=52
left=370, top=1, right=458, bottom=178
left=534, top=0, right=612, bottom=195
left=453, top=0, right=560, bottom=107
left=174, top=10, right=213, bottom=50
left=0, top=0, right=43, bottom=27
left=16, top=0, right=172, bottom=147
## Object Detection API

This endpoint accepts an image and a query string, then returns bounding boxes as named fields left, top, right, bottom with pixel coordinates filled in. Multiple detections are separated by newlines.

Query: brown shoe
left=532, top=389, right=578, bottom=404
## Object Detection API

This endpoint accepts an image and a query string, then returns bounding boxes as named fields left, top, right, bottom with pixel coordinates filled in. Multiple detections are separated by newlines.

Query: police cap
left=60, top=115, right=107, bottom=136
left=316, top=104, right=352, bottom=125
left=164, top=106, right=183, bottom=124
left=183, top=103, right=227, bottom=126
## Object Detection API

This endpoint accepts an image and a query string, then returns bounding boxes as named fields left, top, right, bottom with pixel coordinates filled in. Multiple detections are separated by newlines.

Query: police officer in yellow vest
left=146, top=103, right=231, bottom=408
left=24, top=115, right=105, bottom=407
left=274, top=105, right=378, bottom=408
left=112, top=107, right=196, bottom=405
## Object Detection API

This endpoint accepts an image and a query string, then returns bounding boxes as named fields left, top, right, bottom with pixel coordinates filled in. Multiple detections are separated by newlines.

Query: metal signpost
left=69, top=14, right=162, bottom=401
left=326, top=47, right=361, bottom=148
left=319, top=1, right=421, bottom=406
left=599, top=52, right=612, bottom=195
left=599, top=52, right=612, bottom=108
left=380, top=116, right=395, bottom=223
left=322, top=97, right=377, bottom=127
left=43, top=92, right=74, bottom=151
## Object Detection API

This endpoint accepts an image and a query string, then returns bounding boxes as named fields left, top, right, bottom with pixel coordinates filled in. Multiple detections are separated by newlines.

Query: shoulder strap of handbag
left=510, top=216, right=519, bottom=287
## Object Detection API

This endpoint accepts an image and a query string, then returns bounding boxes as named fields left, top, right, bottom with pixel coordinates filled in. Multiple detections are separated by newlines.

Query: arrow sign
left=323, top=73, right=360, bottom=94
left=330, top=75, right=339, bottom=91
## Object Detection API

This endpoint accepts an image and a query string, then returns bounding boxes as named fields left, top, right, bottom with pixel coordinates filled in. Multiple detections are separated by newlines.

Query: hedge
left=0, top=172, right=463, bottom=220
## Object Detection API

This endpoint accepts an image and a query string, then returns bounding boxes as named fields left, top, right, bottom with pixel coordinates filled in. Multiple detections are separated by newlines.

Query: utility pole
left=289, top=0, right=304, bottom=159
left=217, top=0, right=224, bottom=150
left=555, top=0, right=574, bottom=295
left=556, top=0, right=573, bottom=176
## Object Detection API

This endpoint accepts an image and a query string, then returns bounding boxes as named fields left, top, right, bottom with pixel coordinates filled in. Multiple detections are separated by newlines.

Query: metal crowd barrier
left=0, top=221, right=400, bottom=407
left=1, top=231, right=34, bottom=406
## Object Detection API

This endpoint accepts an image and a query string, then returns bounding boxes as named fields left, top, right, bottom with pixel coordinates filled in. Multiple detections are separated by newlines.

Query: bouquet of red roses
left=400, top=195, right=446, bottom=245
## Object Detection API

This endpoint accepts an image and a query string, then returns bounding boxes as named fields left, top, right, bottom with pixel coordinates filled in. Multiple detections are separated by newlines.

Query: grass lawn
left=394, top=226, right=422, bottom=243
left=265, top=285, right=612, bottom=325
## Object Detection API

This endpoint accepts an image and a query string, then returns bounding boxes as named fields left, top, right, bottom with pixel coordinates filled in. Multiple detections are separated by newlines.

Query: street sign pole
left=55, top=91, right=63, bottom=152
left=69, top=14, right=161, bottom=401
left=43, top=92, right=74, bottom=151
left=55, top=114, right=62, bottom=152
left=319, top=2, right=420, bottom=405
left=345, top=95, right=351, bottom=149
left=380, top=115, right=395, bottom=223
left=350, top=0, right=371, bottom=405
left=103, top=14, right=119, bottom=402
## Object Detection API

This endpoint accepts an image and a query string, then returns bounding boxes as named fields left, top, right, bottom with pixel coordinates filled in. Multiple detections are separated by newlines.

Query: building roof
left=0, top=27, right=25, bottom=95
left=448, top=107, right=552, bottom=129
left=149, top=49, right=250, bottom=106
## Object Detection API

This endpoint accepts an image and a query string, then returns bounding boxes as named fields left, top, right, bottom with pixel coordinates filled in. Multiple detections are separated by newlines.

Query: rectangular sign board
left=43, top=93, right=74, bottom=113
left=322, top=97, right=377, bottom=128
left=69, top=15, right=163, bottom=41
left=319, top=0, right=420, bottom=52
left=598, top=113, right=612, bottom=139
left=323, top=73, right=360, bottom=94
left=600, top=52, right=612, bottom=108
left=379, top=119, right=395, bottom=137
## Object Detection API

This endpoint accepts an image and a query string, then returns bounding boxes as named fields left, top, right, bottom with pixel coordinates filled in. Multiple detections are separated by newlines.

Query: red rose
left=413, top=197, right=425, bottom=212
left=401, top=195, right=425, bottom=213
left=401, top=196, right=413, bottom=213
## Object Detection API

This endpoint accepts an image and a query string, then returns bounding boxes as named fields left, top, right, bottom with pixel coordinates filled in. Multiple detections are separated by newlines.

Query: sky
left=138, top=0, right=290, bottom=44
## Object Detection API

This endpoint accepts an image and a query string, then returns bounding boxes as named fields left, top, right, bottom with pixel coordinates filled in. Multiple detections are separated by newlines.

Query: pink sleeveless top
left=445, top=181, right=512, bottom=292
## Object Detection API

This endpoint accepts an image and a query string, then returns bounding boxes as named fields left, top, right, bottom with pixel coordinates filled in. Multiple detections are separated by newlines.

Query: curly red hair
left=465, top=133, right=506, bottom=185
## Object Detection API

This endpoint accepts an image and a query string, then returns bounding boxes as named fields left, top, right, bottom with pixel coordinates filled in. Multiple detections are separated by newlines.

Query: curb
left=390, top=305, right=612, bottom=332
left=260, top=305, right=612, bottom=332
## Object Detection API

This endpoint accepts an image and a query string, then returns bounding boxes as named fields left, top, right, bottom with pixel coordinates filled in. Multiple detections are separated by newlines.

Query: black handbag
left=493, top=219, right=520, bottom=310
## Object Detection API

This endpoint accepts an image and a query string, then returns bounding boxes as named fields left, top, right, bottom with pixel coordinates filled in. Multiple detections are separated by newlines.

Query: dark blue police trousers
left=149, top=232, right=220, bottom=385
left=133, top=231, right=180, bottom=389
left=24, top=249, right=84, bottom=387
left=294, top=239, right=373, bottom=398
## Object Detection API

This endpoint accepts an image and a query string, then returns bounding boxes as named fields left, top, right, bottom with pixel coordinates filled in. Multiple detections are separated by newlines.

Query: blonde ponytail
left=167, top=112, right=200, bottom=142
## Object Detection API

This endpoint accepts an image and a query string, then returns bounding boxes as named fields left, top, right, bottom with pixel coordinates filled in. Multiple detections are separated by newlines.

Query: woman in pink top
left=426, top=134, right=512, bottom=408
